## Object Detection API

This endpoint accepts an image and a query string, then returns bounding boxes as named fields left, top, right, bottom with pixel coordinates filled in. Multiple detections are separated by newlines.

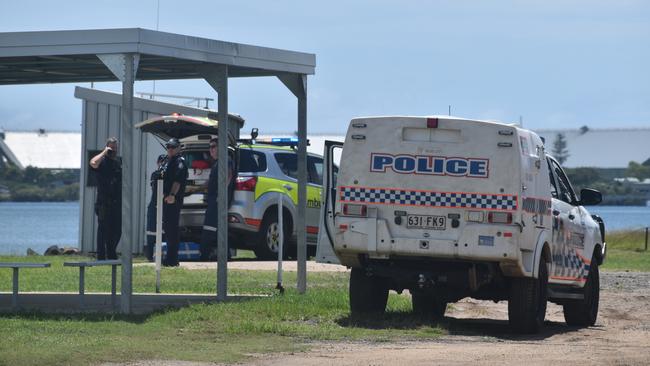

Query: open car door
left=316, top=140, right=343, bottom=264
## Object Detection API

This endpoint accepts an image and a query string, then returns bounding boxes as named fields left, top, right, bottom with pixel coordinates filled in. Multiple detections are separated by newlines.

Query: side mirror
left=578, top=188, right=602, bottom=206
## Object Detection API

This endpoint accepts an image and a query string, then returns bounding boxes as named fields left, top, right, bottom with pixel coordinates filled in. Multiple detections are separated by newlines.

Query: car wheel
left=563, top=254, right=600, bottom=327
left=349, top=268, right=389, bottom=316
left=254, top=211, right=288, bottom=260
left=508, top=257, right=548, bottom=334
left=411, top=289, right=447, bottom=321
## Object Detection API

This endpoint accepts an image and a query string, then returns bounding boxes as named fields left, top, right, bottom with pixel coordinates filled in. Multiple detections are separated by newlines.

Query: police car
left=225, top=138, right=326, bottom=259
left=179, top=137, right=326, bottom=260
left=137, top=114, right=326, bottom=260
left=317, top=116, right=606, bottom=333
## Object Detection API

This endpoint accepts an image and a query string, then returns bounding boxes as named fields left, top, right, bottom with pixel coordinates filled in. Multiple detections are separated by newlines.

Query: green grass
left=601, top=229, right=650, bottom=271
left=1, top=228, right=647, bottom=365
left=0, top=258, right=443, bottom=366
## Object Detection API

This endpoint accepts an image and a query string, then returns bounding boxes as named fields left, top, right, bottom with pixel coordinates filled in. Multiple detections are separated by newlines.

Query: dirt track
left=242, top=271, right=650, bottom=366
left=118, top=268, right=650, bottom=366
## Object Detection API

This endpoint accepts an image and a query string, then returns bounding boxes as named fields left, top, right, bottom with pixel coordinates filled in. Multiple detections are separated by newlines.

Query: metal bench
left=63, top=260, right=121, bottom=308
left=0, top=262, right=51, bottom=310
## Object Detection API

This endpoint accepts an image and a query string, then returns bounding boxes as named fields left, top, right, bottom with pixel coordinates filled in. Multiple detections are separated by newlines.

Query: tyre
left=563, top=254, right=600, bottom=327
left=349, top=268, right=389, bottom=316
left=254, top=211, right=289, bottom=260
left=508, top=258, right=548, bottom=334
left=411, top=289, right=447, bottom=321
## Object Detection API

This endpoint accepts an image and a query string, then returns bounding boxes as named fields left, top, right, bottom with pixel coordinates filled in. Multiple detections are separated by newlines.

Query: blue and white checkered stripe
left=340, top=186, right=518, bottom=211
left=554, top=247, right=590, bottom=281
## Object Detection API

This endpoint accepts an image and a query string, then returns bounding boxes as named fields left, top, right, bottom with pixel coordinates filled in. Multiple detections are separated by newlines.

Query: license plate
left=406, top=215, right=446, bottom=230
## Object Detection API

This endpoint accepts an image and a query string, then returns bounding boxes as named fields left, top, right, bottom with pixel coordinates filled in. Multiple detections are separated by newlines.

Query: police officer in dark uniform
left=199, top=138, right=234, bottom=261
left=161, top=138, right=188, bottom=267
left=89, top=137, right=122, bottom=260
left=144, top=154, right=167, bottom=262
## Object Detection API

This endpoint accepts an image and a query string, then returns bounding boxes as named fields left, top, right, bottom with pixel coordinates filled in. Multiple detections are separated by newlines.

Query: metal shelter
left=74, top=86, right=246, bottom=256
left=0, top=28, right=316, bottom=313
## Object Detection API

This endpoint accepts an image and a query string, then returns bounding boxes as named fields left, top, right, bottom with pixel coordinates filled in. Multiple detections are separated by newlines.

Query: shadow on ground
left=336, top=311, right=591, bottom=341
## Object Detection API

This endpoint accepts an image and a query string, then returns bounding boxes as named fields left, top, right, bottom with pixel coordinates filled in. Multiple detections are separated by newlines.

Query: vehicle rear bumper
left=333, top=216, right=524, bottom=271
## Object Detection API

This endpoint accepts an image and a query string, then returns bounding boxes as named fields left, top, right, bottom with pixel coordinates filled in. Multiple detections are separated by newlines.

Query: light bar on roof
left=254, top=137, right=304, bottom=147
left=272, top=137, right=299, bottom=143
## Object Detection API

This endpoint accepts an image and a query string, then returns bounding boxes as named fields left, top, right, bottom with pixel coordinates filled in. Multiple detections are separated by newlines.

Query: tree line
left=0, top=165, right=79, bottom=202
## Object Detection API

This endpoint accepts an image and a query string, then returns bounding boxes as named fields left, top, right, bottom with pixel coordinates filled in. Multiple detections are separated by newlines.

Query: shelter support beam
left=98, top=52, right=139, bottom=314
left=278, top=74, right=308, bottom=294
left=202, top=65, right=229, bottom=301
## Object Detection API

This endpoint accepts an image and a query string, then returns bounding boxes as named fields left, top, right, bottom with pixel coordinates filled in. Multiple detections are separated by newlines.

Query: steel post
left=12, top=268, right=18, bottom=310
left=111, top=264, right=117, bottom=309
left=277, top=194, right=284, bottom=292
left=79, top=266, right=85, bottom=308
left=203, top=65, right=230, bottom=301
left=155, top=179, right=163, bottom=293
left=296, top=76, right=308, bottom=294
left=120, top=53, right=135, bottom=314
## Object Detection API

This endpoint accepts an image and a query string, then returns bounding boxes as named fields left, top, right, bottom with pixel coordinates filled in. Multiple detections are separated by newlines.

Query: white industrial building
left=2, top=126, right=650, bottom=170
left=0, top=130, right=81, bottom=169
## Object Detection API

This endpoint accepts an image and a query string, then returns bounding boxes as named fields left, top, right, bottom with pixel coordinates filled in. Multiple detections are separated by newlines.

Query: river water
left=0, top=202, right=649, bottom=256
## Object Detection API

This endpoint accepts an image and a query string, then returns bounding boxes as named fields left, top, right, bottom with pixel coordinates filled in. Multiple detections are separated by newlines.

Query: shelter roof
left=0, top=28, right=315, bottom=85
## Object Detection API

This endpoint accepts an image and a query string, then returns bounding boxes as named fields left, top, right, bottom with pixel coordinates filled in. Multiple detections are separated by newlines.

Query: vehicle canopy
left=135, top=113, right=242, bottom=146
left=334, top=116, right=547, bottom=243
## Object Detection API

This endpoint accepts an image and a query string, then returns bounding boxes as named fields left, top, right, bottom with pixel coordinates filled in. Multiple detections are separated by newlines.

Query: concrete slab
left=0, top=292, right=265, bottom=315
left=134, top=260, right=350, bottom=272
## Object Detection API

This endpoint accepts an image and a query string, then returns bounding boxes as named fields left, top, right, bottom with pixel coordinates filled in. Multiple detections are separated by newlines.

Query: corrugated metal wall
left=75, top=86, right=244, bottom=254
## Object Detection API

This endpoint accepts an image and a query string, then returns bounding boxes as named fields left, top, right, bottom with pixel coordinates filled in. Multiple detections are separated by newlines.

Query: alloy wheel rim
left=266, top=222, right=279, bottom=252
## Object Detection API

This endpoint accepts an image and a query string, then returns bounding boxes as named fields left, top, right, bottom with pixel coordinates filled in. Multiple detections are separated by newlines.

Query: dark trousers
left=96, top=204, right=121, bottom=260
left=199, top=200, right=218, bottom=261
left=163, top=202, right=181, bottom=266
left=144, top=201, right=157, bottom=261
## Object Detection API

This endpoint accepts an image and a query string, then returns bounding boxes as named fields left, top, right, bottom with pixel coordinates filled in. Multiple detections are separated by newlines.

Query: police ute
left=317, top=116, right=606, bottom=333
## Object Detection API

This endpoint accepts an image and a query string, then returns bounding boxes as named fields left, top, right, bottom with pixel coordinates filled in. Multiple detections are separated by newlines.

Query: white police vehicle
left=317, top=116, right=606, bottom=333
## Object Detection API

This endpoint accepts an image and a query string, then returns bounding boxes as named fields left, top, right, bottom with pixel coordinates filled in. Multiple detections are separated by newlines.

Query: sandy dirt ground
left=245, top=271, right=650, bottom=366
left=113, top=270, right=650, bottom=366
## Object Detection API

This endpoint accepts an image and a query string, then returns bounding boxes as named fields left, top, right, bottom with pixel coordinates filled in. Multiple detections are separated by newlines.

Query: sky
left=0, top=0, right=648, bottom=134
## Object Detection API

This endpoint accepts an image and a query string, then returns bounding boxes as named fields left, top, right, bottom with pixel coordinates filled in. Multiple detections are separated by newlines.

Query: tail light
left=488, top=212, right=512, bottom=224
left=235, top=176, right=257, bottom=191
left=343, top=203, right=367, bottom=217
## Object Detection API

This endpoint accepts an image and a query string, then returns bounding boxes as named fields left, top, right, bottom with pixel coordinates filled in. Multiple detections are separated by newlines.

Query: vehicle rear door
left=316, top=140, right=343, bottom=264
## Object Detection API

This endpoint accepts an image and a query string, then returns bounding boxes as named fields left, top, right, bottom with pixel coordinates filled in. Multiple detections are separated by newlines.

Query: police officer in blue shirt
left=161, top=138, right=188, bottom=267
left=200, top=137, right=234, bottom=261
left=144, top=154, right=167, bottom=262
left=89, top=137, right=122, bottom=260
